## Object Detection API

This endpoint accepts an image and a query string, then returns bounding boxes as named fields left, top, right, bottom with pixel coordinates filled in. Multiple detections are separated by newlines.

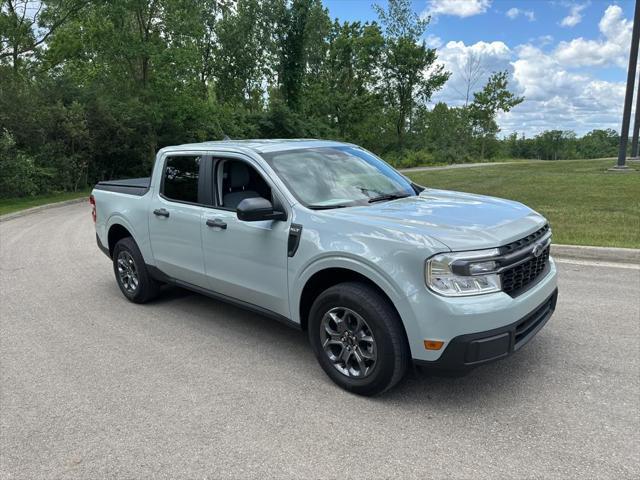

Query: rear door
left=148, top=153, right=211, bottom=288
left=201, top=155, right=291, bottom=318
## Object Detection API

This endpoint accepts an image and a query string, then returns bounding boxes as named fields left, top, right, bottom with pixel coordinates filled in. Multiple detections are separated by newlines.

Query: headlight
left=426, top=249, right=502, bottom=297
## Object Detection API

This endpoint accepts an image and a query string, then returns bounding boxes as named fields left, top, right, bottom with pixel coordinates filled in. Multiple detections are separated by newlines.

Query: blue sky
left=323, top=0, right=636, bottom=136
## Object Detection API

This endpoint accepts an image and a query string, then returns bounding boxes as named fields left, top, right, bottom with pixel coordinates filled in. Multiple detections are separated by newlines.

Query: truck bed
left=94, top=177, right=150, bottom=196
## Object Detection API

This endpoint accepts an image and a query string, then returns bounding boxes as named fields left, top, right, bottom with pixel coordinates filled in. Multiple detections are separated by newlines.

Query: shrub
left=0, top=130, right=41, bottom=198
left=383, top=149, right=437, bottom=168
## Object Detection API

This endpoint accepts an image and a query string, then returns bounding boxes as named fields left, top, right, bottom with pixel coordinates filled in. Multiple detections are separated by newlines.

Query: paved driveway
left=1, top=203, right=638, bottom=479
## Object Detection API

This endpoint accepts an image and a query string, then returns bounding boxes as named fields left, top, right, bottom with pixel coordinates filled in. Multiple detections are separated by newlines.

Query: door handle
left=206, top=218, right=227, bottom=229
left=153, top=208, right=170, bottom=218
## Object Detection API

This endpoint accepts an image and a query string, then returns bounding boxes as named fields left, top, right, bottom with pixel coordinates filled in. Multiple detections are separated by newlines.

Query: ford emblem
left=532, top=243, right=545, bottom=258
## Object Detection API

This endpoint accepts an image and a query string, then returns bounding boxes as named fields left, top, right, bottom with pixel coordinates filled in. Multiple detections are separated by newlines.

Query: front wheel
left=308, top=282, right=409, bottom=396
left=112, top=237, right=160, bottom=304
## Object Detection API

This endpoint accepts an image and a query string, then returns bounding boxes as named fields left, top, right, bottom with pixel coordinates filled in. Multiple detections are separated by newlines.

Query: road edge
left=551, top=244, right=639, bottom=265
left=2, top=198, right=638, bottom=265
left=0, top=197, right=87, bottom=223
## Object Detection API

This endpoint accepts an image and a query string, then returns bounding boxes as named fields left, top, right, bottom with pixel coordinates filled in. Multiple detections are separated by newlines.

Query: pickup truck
left=91, top=140, right=558, bottom=395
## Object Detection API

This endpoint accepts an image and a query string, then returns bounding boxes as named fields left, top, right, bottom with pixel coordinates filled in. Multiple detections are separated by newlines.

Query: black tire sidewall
left=112, top=237, right=157, bottom=303
left=308, top=282, right=408, bottom=396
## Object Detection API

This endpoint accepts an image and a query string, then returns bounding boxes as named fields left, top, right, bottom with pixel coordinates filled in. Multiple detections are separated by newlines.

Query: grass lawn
left=0, top=190, right=91, bottom=216
left=406, top=159, right=640, bottom=248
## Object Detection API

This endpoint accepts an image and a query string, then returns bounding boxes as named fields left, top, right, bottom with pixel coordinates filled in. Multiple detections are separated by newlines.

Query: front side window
left=261, top=146, right=414, bottom=209
left=217, top=159, right=272, bottom=210
left=162, top=156, right=201, bottom=203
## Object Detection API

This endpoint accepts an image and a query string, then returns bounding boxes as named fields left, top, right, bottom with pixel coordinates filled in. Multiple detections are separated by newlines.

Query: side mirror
left=237, top=197, right=287, bottom=222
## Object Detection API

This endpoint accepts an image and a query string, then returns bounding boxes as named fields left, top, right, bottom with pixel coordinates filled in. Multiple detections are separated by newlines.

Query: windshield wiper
left=307, top=192, right=412, bottom=209
left=367, top=193, right=411, bottom=203
left=356, top=186, right=383, bottom=196
left=307, top=204, right=351, bottom=210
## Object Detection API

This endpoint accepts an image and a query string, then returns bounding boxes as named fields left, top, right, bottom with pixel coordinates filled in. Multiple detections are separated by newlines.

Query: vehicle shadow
left=149, top=284, right=558, bottom=408
left=149, top=284, right=307, bottom=344
left=381, top=340, right=560, bottom=409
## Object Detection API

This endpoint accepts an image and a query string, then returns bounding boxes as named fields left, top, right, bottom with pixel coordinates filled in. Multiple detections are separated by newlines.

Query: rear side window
left=162, top=156, right=201, bottom=203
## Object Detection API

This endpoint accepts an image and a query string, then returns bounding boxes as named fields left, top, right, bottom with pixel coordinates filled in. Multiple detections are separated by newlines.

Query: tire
left=308, top=282, right=409, bottom=396
left=112, top=237, right=160, bottom=304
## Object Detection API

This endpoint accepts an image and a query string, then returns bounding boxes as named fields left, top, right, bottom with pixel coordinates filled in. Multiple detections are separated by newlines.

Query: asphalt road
left=1, top=203, right=639, bottom=479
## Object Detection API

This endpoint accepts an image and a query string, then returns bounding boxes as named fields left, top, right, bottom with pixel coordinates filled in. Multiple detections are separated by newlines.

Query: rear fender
left=106, top=213, right=154, bottom=265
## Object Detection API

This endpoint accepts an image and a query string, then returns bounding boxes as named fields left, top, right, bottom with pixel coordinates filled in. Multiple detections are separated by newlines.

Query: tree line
left=0, top=0, right=622, bottom=198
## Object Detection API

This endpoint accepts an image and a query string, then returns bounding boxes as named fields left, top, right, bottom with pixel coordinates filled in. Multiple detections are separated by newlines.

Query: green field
left=0, top=190, right=90, bottom=216
left=407, top=159, right=640, bottom=248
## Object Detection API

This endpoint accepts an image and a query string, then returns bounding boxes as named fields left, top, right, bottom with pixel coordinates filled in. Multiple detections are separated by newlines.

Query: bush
left=383, top=149, right=437, bottom=168
left=0, top=130, right=42, bottom=198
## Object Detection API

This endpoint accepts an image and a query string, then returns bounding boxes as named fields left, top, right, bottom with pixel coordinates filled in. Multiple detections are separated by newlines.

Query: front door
left=148, top=154, right=208, bottom=287
left=201, top=157, right=290, bottom=318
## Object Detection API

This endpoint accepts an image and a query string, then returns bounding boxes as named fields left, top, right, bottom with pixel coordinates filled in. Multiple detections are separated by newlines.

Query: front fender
left=289, top=254, right=421, bottom=349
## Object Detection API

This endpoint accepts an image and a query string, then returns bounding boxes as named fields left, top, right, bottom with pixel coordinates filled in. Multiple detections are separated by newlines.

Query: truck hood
left=333, top=189, right=547, bottom=251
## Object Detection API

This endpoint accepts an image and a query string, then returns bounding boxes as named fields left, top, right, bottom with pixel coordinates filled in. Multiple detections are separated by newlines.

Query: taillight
left=89, top=194, right=96, bottom=223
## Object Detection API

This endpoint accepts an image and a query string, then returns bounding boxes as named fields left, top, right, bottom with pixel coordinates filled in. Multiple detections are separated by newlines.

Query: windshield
left=261, top=146, right=415, bottom=209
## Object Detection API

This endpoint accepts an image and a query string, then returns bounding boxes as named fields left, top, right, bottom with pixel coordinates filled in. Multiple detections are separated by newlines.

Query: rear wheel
left=112, top=237, right=160, bottom=303
left=308, top=282, right=409, bottom=396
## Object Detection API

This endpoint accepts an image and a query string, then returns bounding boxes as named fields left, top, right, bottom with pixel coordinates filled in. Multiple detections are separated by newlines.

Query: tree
left=424, top=103, right=473, bottom=163
left=577, top=129, right=619, bottom=159
left=278, top=0, right=313, bottom=112
left=304, top=20, right=385, bottom=145
left=373, top=0, right=426, bottom=39
left=11, top=0, right=622, bottom=198
left=0, top=0, right=85, bottom=70
left=195, top=0, right=231, bottom=96
left=534, top=130, right=577, bottom=160
left=214, top=0, right=269, bottom=107
left=471, top=70, right=523, bottom=158
left=452, top=52, right=485, bottom=106
left=374, top=0, right=450, bottom=148
left=0, top=129, right=43, bottom=196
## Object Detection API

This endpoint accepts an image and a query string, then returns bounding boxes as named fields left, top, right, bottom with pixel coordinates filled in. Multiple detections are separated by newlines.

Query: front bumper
left=415, top=288, right=558, bottom=371
left=405, top=256, right=557, bottom=363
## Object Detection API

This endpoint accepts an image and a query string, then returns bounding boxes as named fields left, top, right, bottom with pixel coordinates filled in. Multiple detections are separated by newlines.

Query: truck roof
left=160, top=139, right=354, bottom=155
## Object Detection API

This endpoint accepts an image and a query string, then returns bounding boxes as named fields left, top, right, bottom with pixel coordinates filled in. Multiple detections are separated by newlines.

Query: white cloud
left=560, top=2, right=588, bottom=28
left=533, top=35, right=554, bottom=47
left=424, top=34, right=443, bottom=49
left=437, top=40, right=513, bottom=75
left=540, top=35, right=554, bottom=46
left=505, top=44, right=625, bottom=135
left=512, top=45, right=588, bottom=101
left=506, top=7, right=535, bottom=21
left=433, top=40, right=514, bottom=104
left=426, top=3, right=631, bottom=135
left=425, top=0, right=491, bottom=18
left=554, top=5, right=632, bottom=67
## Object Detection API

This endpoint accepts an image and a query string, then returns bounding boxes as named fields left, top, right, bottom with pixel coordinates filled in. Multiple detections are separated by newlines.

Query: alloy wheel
left=116, top=251, right=139, bottom=293
left=320, top=307, right=377, bottom=378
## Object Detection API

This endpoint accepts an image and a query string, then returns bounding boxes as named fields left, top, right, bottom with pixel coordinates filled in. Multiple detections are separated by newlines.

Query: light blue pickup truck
left=91, top=140, right=558, bottom=395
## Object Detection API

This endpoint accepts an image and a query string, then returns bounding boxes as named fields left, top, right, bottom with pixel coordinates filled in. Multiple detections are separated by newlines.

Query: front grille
left=501, top=245, right=550, bottom=296
left=500, top=224, right=550, bottom=254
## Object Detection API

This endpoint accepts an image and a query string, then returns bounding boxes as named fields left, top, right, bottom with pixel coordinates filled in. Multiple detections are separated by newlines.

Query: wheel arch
left=107, top=223, right=134, bottom=257
left=297, top=265, right=411, bottom=350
